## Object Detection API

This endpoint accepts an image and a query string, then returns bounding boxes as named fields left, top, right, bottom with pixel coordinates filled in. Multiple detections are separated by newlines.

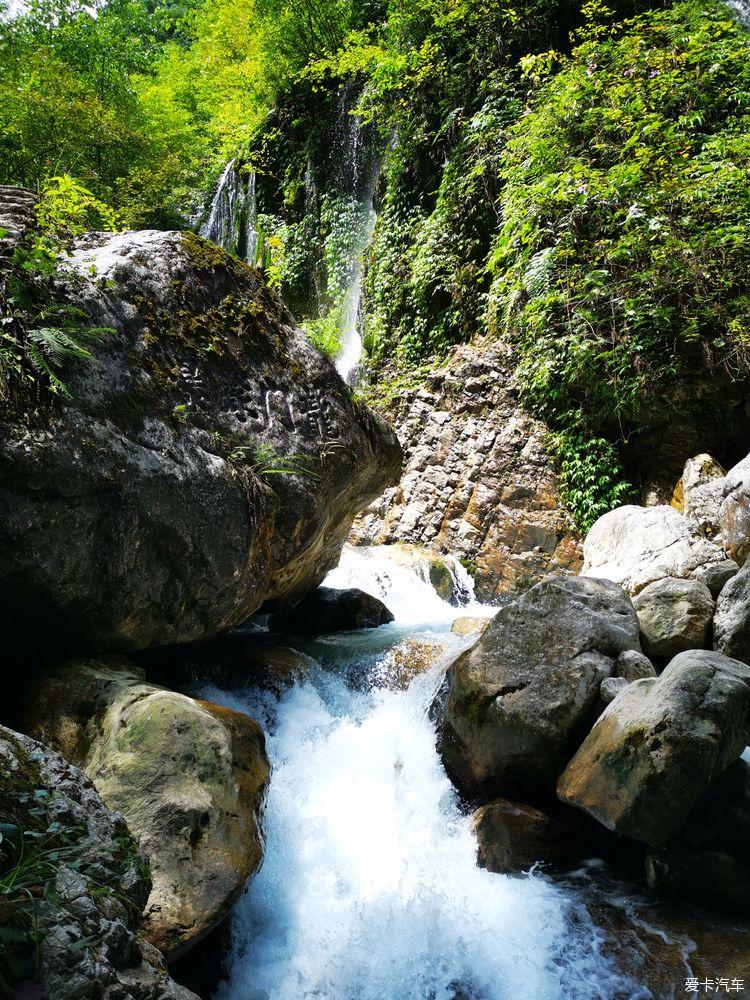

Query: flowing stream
left=195, top=545, right=659, bottom=1000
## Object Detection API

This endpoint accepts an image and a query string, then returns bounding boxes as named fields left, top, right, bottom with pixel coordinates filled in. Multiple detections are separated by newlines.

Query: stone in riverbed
left=672, top=453, right=726, bottom=533
left=645, top=850, right=750, bottom=910
left=614, top=648, right=656, bottom=681
left=632, top=577, right=715, bottom=658
left=23, top=656, right=270, bottom=961
left=599, top=676, right=629, bottom=704
left=0, top=226, right=401, bottom=651
left=558, top=649, right=750, bottom=848
left=583, top=505, right=738, bottom=597
left=714, top=560, right=750, bottom=664
left=0, top=725, right=198, bottom=1000
left=471, top=798, right=579, bottom=873
left=268, top=586, right=394, bottom=634
left=442, top=575, right=642, bottom=796
left=450, top=616, right=491, bottom=637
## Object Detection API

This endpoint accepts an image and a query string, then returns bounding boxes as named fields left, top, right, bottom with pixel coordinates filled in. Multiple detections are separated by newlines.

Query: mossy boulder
left=23, top=656, right=270, bottom=960
left=0, top=226, right=401, bottom=651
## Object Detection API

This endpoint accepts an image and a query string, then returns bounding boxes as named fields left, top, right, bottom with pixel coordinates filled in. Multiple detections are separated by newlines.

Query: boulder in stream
left=632, top=577, right=715, bottom=658
left=0, top=227, right=401, bottom=651
left=0, top=725, right=198, bottom=1000
left=471, top=797, right=579, bottom=874
left=22, top=656, right=270, bottom=960
left=268, top=585, right=394, bottom=633
left=583, top=505, right=738, bottom=597
left=714, top=560, right=750, bottom=663
left=442, top=575, right=642, bottom=796
left=558, top=649, right=750, bottom=847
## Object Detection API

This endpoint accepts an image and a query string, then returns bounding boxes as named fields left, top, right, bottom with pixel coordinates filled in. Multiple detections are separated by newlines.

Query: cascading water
left=725, top=0, right=750, bottom=27
left=199, top=545, right=641, bottom=1000
left=200, top=159, right=259, bottom=263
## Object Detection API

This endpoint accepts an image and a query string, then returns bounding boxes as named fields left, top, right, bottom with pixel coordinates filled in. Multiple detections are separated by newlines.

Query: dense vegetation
left=2, top=0, right=749, bottom=527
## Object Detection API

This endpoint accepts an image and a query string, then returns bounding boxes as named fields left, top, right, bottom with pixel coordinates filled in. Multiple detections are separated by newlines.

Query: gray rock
left=675, top=453, right=726, bottom=534
left=614, top=648, right=657, bottom=681
left=558, top=650, right=750, bottom=847
left=442, top=575, right=642, bottom=795
left=600, top=676, right=629, bottom=703
left=268, top=586, right=394, bottom=633
left=0, top=725, right=198, bottom=999
left=645, top=850, right=750, bottom=910
left=633, top=577, right=715, bottom=658
left=583, top=505, right=737, bottom=597
left=715, top=560, right=750, bottom=664
left=23, top=656, right=270, bottom=960
left=471, top=798, right=579, bottom=873
left=686, top=451, right=750, bottom=566
left=349, top=342, right=583, bottom=602
left=0, top=228, right=401, bottom=650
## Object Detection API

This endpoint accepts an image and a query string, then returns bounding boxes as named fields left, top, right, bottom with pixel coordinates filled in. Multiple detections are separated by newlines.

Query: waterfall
left=200, top=159, right=259, bottom=264
left=334, top=197, right=376, bottom=384
left=725, top=0, right=750, bottom=26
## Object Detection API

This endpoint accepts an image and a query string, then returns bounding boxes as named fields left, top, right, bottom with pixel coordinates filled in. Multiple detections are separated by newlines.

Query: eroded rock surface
left=0, top=227, right=401, bottom=650
left=268, top=585, right=394, bottom=633
left=0, top=725, right=198, bottom=1000
left=350, top=342, right=582, bottom=601
left=558, top=650, right=750, bottom=847
left=442, top=575, right=641, bottom=796
left=583, top=505, right=737, bottom=596
left=23, top=657, right=270, bottom=960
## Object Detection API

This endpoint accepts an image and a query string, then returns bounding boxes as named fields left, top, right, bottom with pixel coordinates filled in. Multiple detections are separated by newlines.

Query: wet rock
left=715, top=561, right=750, bottom=663
left=0, top=226, right=401, bottom=651
left=600, top=676, right=629, bottom=704
left=583, top=505, right=737, bottom=597
left=632, top=577, right=715, bottom=658
left=674, top=758, right=750, bottom=859
left=268, top=586, right=394, bottom=634
left=645, top=850, right=750, bottom=910
left=374, top=543, right=463, bottom=603
left=472, top=798, right=579, bottom=873
left=350, top=342, right=582, bottom=602
left=685, top=451, right=750, bottom=566
left=0, top=725, right=198, bottom=1000
left=450, top=616, right=491, bottom=637
left=23, top=656, right=270, bottom=960
left=614, top=649, right=657, bottom=681
left=374, top=636, right=446, bottom=690
left=558, top=650, right=750, bottom=847
left=442, top=575, right=641, bottom=796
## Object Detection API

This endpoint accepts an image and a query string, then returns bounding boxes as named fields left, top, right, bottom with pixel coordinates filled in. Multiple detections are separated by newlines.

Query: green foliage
left=303, top=310, right=343, bottom=358
left=230, top=441, right=320, bottom=480
left=489, top=0, right=750, bottom=452
left=550, top=432, right=633, bottom=532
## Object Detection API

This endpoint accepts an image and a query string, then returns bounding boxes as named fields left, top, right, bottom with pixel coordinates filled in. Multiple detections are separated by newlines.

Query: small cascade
left=334, top=198, right=376, bottom=384
left=725, top=0, right=750, bottom=26
left=324, top=544, right=483, bottom=625
left=199, top=159, right=259, bottom=263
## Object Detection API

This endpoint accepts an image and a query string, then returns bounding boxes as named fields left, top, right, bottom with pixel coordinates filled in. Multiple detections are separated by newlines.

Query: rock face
left=268, top=586, right=394, bottom=633
left=471, top=798, right=578, bottom=873
left=714, top=560, right=750, bottom=663
left=558, top=650, right=750, bottom=848
left=680, top=451, right=750, bottom=565
left=23, top=657, right=270, bottom=960
left=583, top=504, right=737, bottom=597
left=350, top=342, right=582, bottom=601
left=632, top=577, right=715, bottom=658
left=0, top=226, right=401, bottom=650
left=442, top=575, right=641, bottom=795
left=672, top=453, right=726, bottom=532
left=0, top=725, right=198, bottom=1000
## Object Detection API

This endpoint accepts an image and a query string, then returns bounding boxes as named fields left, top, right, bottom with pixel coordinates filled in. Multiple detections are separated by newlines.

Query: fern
left=25, top=326, right=101, bottom=397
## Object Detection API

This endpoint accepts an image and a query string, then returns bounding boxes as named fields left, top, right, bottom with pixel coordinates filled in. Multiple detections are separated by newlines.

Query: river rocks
left=472, top=798, right=578, bottom=873
left=672, top=453, right=726, bottom=533
left=632, top=578, right=715, bottom=658
left=645, top=850, right=750, bottom=910
left=558, top=650, right=750, bottom=847
left=0, top=725, right=198, bottom=1000
left=23, top=657, right=270, bottom=960
left=374, top=636, right=445, bottom=689
left=451, top=616, right=491, bottom=637
left=583, top=504, right=737, bottom=596
left=268, top=586, right=394, bottom=633
left=680, top=451, right=750, bottom=565
left=442, top=575, right=641, bottom=795
left=614, top=648, right=656, bottom=682
left=350, top=342, right=582, bottom=601
left=599, top=676, right=629, bottom=704
left=0, top=225, right=401, bottom=651
left=714, top=561, right=750, bottom=663
left=372, top=543, right=462, bottom=603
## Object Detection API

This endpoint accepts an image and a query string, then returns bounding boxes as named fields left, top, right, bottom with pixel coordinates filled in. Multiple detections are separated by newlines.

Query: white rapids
left=206, top=545, right=635, bottom=1000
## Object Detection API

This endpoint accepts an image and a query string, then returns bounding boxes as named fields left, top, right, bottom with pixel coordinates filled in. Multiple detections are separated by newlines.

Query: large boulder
left=632, top=577, right=715, bottom=659
left=645, top=850, right=750, bottom=910
left=441, top=575, right=642, bottom=795
left=558, top=650, right=750, bottom=847
left=0, top=228, right=401, bottom=650
left=0, top=725, right=198, bottom=1000
left=682, top=451, right=750, bottom=565
left=583, top=504, right=737, bottom=596
left=714, top=560, right=750, bottom=663
left=23, top=657, right=270, bottom=960
left=268, top=586, right=394, bottom=633
left=471, top=798, right=579, bottom=874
